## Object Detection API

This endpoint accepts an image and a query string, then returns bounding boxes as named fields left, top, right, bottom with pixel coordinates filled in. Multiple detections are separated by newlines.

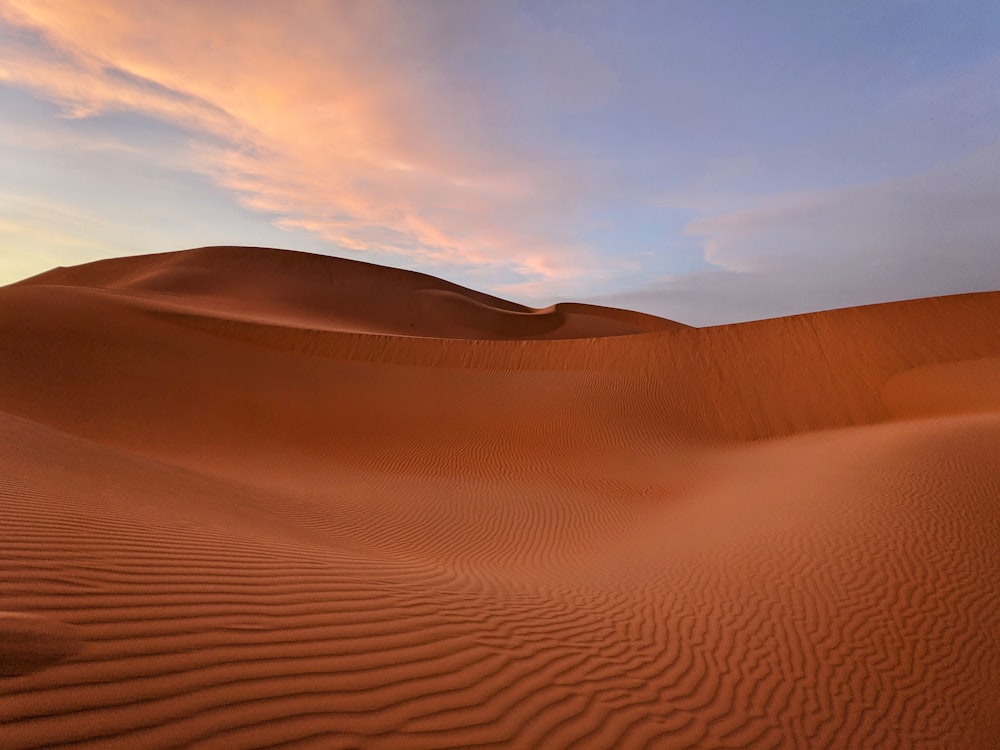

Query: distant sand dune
left=18, top=246, right=679, bottom=340
left=1, top=247, right=998, bottom=748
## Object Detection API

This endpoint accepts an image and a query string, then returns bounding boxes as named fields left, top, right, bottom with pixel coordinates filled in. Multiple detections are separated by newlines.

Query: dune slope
left=1, top=247, right=998, bottom=749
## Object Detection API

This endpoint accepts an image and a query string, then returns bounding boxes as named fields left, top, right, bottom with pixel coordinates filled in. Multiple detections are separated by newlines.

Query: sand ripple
left=2, top=247, right=998, bottom=748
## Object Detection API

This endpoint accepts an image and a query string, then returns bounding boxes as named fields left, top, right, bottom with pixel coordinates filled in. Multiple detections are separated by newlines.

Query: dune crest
left=2, top=247, right=999, bottom=748
left=17, top=246, right=682, bottom=340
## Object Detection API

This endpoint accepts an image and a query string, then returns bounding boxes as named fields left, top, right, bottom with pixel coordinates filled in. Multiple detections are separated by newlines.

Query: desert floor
left=1, top=246, right=998, bottom=748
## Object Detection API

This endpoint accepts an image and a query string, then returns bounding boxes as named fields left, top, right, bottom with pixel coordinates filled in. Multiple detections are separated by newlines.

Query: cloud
left=590, top=141, right=1000, bottom=326
left=0, top=0, right=617, bottom=291
left=0, top=194, right=128, bottom=281
left=3, top=1, right=998, bottom=312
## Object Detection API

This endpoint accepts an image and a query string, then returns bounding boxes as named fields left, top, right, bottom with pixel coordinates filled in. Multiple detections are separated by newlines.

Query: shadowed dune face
left=0, top=613, right=81, bottom=677
left=1, top=246, right=999, bottom=749
left=882, top=356, right=1000, bottom=418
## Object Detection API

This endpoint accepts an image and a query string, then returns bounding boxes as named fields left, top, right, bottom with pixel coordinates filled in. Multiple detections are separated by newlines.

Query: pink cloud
left=0, top=0, right=616, bottom=290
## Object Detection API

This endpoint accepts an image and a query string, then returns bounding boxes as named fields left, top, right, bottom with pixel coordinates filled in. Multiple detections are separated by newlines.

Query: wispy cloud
left=0, top=0, right=617, bottom=291
left=591, top=141, right=1000, bottom=325
left=3, top=1, right=998, bottom=315
left=0, top=193, right=126, bottom=280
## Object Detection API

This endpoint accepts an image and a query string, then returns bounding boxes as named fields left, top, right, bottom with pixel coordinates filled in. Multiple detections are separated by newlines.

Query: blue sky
left=1, top=0, right=998, bottom=324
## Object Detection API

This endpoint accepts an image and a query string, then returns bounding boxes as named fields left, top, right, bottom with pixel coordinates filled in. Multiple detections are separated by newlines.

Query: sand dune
left=17, top=246, right=680, bottom=340
left=1, top=246, right=998, bottom=748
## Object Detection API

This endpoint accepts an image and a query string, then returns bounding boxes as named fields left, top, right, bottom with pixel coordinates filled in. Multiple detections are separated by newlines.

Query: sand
left=1, top=245, right=998, bottom=749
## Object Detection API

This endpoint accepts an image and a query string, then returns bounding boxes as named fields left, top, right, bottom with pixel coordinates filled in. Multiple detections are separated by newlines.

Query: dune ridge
left=1, top=246, right=998, bottom=748
left=17, top=246, right=681, bottom=340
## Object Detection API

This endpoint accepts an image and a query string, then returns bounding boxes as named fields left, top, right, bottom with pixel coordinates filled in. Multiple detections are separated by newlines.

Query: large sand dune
left=1, top=246, right=998, bottom=749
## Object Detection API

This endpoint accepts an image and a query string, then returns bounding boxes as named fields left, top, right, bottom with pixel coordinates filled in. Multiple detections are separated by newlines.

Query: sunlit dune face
left=1, top=248, right=1000, bottom=746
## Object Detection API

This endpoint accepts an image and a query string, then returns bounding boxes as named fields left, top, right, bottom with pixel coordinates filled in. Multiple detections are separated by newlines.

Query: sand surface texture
left=1, top=246, right=998, bottom=749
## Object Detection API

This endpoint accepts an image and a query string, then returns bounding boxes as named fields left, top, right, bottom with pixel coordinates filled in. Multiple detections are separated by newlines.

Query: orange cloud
left=0, top=0, right=617, bottom=293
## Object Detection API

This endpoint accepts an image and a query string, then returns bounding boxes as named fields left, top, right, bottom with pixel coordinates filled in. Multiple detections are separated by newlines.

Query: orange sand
left=1, top=246, right=998, bottom=748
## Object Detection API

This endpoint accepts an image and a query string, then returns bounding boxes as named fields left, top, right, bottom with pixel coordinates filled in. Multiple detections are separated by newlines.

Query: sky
left=1, top=0, right=998, bottom=325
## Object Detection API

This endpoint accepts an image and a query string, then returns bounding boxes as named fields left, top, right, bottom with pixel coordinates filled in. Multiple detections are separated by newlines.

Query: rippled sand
left=2, top=246, right=998, bottom=748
